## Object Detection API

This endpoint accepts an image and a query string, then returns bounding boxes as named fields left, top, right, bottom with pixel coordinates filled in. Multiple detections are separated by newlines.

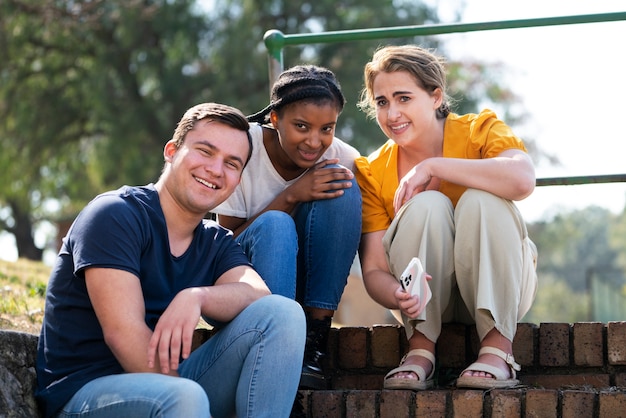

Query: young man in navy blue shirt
left=36, top=103, right=306, bottom=418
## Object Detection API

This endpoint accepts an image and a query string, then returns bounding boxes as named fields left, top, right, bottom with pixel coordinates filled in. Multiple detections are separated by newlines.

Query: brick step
left=285, top=321, right=626, bottom=418
left=312, top=323, right=626, bottom=388
left=2, top=322, right=625, bottom=417
left=298, top=387, right=626, bottom=418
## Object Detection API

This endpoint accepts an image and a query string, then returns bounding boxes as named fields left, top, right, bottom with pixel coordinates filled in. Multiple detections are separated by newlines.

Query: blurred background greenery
left=1, top=0, right=624, bottom=324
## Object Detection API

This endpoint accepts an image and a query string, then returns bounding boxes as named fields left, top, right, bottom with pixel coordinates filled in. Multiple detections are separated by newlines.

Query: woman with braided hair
left=212, top=65, right=362, bottom=390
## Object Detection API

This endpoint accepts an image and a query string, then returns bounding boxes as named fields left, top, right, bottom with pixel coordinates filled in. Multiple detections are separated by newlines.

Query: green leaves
left=0, top=0, right=532, bottom=260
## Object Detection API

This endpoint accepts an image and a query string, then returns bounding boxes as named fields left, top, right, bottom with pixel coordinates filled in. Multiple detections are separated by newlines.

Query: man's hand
left=147, top=288, right=202, bottom=374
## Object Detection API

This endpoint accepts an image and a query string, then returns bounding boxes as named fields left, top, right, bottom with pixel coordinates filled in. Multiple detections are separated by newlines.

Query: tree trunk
left=8, top=200, right=43, bottom=261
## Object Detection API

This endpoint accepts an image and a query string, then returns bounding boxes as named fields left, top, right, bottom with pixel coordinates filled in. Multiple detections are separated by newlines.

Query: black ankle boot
left=289, top=391, right=306, bottom=418
left=299, top=316, right=331, bottom=389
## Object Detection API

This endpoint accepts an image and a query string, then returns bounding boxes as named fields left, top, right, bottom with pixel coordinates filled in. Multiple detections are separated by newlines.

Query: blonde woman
left=355, top=45, right=538, bottom=390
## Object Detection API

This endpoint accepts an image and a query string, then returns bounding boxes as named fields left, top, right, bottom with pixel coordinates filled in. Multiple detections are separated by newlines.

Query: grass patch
left=0, top=258, right=50, bottom=335
left=0, top=258, right=213, bottom=335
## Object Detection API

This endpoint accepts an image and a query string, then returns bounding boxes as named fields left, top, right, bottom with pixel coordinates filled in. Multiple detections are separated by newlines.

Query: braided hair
left=248, top=65, right=346, bottom=124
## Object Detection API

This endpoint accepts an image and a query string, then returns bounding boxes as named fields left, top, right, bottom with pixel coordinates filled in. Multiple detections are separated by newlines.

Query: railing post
left=263, top=29, right=286, bottom=96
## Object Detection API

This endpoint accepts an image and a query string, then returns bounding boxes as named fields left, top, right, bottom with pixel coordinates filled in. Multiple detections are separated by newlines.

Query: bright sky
left=2, top=1, right=625, bottom=262
left=428, top=0, right=626, bottom=221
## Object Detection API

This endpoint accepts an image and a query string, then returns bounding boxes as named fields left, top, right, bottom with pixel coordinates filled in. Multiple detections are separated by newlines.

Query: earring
left=270, top=112, right=279, bottom=128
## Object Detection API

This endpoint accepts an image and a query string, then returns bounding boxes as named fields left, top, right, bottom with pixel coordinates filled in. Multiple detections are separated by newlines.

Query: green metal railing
left=536, top=174, right=626, bottom=187
left=264, top=12, right=626, bottom=86
left=262, top=11, right=626, bottom=187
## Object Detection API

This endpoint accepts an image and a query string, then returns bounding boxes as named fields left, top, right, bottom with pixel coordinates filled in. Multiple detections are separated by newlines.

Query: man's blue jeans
left=235, top=175, right=362, bottom=310
left=57, top=295, right=305, bottom=418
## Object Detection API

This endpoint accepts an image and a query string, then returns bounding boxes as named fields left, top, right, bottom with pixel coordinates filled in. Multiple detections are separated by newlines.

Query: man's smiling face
left=163, top=119, right=250, bottom=216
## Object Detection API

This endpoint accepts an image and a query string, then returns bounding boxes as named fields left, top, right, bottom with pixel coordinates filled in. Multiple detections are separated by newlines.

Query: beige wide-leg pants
left=382, top=189, right=537, bottom=343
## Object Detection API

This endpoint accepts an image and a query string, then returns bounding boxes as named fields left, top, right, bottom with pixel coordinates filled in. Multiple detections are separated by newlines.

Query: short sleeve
left=465, top=110, right=528, bottom=159
left=67, top=192, right=146, bottom=278
left=355, top=156, right=392, bottom=233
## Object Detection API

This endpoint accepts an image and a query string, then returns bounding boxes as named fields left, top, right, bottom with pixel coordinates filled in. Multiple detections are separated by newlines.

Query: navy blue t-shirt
left=35, top=184, right=252, bottom=418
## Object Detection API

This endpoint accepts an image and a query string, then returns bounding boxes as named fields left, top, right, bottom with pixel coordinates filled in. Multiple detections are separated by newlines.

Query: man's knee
left=164, top=379, right=210, bottom=416
left=250, top=296, right=305, bottom=335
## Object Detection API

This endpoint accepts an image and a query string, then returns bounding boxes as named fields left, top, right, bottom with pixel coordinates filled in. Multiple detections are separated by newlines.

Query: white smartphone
left=399, top=257, right=432, bottom=310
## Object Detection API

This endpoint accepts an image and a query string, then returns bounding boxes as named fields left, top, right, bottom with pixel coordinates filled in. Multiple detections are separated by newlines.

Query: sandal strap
left=387, top=348, right=436, bottom=382
left=402, top=348, right=436, bottom=367
left=478, top=347, right=521, bottom=373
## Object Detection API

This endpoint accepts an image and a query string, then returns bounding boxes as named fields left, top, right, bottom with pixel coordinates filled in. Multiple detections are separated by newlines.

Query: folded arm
left=87, top=265, right=270, bottom=375
left=86, top=267, right=170, bottom=374
left=394, top=149, right=535, bottom=212
left=219, top=158, right=354, bottom=236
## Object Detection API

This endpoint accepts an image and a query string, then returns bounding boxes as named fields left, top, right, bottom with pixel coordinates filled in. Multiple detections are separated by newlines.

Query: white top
left=212, top=123, right=360, bottom=219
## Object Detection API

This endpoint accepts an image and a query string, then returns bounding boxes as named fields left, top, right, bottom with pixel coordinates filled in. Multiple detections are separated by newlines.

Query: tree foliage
left=1, top=1, right=623, bottom=323
left=525, top=205, right=626, bottom=321
left=0, top=0, right=213, bottom=257
left=528, top=206, right=623, bottom=292
left=0, top=0, right=533, bottom=259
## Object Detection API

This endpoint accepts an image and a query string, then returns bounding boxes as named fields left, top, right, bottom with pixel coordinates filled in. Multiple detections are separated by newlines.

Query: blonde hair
left=358, top=45, right=451, bottom=120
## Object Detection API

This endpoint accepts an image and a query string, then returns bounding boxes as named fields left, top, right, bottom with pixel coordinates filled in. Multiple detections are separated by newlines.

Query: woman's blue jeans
left=235, top=175, right=362, bottom=311
left=57, top=295, right=305, bottom=418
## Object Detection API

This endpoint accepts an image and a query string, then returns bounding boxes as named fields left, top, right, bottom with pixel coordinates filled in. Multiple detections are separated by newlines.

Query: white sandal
left=456, top=346, right=521, bottom=389
left=383, top=348, right=435, bottom=390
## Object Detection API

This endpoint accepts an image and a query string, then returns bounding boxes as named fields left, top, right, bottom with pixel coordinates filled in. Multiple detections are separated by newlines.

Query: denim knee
left=254, top=210, right=295, bottom=231
left=59, top=374, right=210, bottom=418
left=250, top=294, right=305, bottom=333
left=167, top=379, right=210, bottom=416
left=249, top=211, right=297, bottom=246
